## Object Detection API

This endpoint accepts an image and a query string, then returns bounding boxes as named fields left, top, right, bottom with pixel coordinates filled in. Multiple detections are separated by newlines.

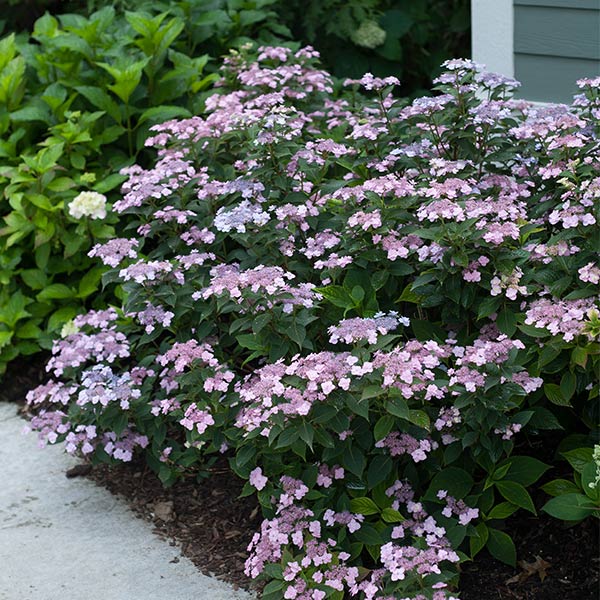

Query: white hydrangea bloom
left=68, top=191, right=108, bottom=220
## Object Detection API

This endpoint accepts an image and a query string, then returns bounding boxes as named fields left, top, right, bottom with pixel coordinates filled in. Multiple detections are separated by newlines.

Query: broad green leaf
left=544, top=382, right=570, bottom=406
left=487, top=527, right=516, bottom=566
left=470, top=522, right=489, bottom=557
left=496, top=308, right=517, bottom=336
left=495, top=480, right=536, bottom=514
left=426, top=467, right=474, bottom=500
left=560, top=372, right=577, bottom=402
left=542, top=493, right=597, bottom=521
left=381, top=507, right=404, bottom=523
left=37, top=284, right=75, bottom=301
left=486, top=502, right=518, bottom=520
left=499, top=456, right=552, bottom=486
left=562, top=448, right=594, bottom=474
left=541, top=478, right=581, bottom=497
left=350, top=497, right=380, bottom=516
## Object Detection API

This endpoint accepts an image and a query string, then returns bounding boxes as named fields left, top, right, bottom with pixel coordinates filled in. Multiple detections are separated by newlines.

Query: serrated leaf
left=496, top=308, right=517, bottom=336
left=426, top=467, right=474, bottom=500
left=381, top=507, right=404, bottom=523
left=350, top=497, right=380, bottom=516
left=544, top=383, right=570, bottom=406
left=495, top=480, right=536, bottom=514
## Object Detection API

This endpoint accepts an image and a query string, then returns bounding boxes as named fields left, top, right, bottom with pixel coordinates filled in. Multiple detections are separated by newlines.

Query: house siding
left=513, top=0, right=600, bottom=103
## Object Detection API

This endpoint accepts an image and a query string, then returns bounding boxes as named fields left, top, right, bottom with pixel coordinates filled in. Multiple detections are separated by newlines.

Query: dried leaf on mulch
left=506, top=556, right=551, bottom=585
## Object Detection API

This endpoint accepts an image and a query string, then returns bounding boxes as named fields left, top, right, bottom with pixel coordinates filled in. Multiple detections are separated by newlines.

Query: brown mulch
left=460, top=512, right=599, bottom=599
left=88, top=456, right=599, bottom=600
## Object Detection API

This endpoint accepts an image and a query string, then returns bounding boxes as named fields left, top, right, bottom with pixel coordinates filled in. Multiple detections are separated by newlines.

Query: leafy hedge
left=0, top=2, right=287, bottom=373
left=276, top=0, right=470, bottom=95
left=2, top=0, right=470, bottom=97
left=25, top=48, right=600, bottom=599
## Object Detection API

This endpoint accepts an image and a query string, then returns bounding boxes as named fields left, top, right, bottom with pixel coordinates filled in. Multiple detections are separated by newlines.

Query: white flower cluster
left=68, top=191, right=107, bottom=220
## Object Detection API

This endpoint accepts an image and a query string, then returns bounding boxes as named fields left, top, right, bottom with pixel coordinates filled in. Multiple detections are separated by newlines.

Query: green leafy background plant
left=0, top=2, right=287, bottom=373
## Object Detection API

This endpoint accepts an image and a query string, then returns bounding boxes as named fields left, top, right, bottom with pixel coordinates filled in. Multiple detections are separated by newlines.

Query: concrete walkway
left=0, top=403, right=253, bottom=600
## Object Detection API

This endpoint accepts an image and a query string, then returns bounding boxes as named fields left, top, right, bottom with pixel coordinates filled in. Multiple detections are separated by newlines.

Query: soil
left=460, top=512, right=599, bottom=599
left=0, top=353, right=48, bottom=404
left=3, top=357, right=599, bottom=599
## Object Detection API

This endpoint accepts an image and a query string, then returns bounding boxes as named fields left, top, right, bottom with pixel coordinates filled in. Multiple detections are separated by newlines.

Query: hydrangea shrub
left=26, top=48, right=600, bottom=599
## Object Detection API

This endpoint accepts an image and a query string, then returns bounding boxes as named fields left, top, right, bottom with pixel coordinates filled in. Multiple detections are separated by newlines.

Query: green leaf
left=367, top=455, right=392, bottom=489
left=562, top=448, right=594, bottom=474
left=275, top=427, right=299, bottom=449
left=581, top=463, right=600, bottom=502
left=571, top=346, right=588, bottom=368
left=477, top=296, right=502, bottom=320
left=528, top=406, right=564, bottom=430
left=343, top=444, right=366, bottom=477
left=0, top=292, right=30, bottom=327
left=361, top=385, right=385, bottom=400
left=495, top=480, right=536, bottom=514
left=542, top=493, right=597, bottom=521
left=486, top=502, right=518, bottom=520
left=20, top=269, right=48, bottom=291
left=374, top=415, right=394, bottom=441
left=16, top=321, right=42, bottom=339
left=381, top=507, right=404, bottom=523
left=408, top=409, right=430, bottom=431
left=541, top=479, right=581, bottom=498
left=470, top=522, right=489, bottom=557
left=354, top=524, right=381, bottom=545
left=350, top=497, right=380, bottom=516
left=560, top=372, right=577, bottom=402
left=496, top=308, right=517, bottom=336
left=0, top=331, right=14, bottom=348
left=37, top=284, right=75, bottom=301
left=235, top=333, right=264, bottom=351
left=47, top=306, right=79, bottom=332
left=386, top=396, right=409, bottom=419
left=410, top=319, right=446, bottom=342
left=487, top=527, right=516, bottom=566
left=93, top=174, right=127, bottom=194
left=317, top=285, right=354, bottom=309
left=138, top=105, right=192, bottom=125
left=78, top=268, right=103, bottom=299
left=10, top=105, right=50, bottom=123
left=426, top=467, right=474, bottom=500
left=544, top=383, right=570, bottom=407
left=500, top=456, right=552, bottom=486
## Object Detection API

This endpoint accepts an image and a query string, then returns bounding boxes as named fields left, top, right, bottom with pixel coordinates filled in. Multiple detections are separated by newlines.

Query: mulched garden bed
left=3, top=357, right=599, bottom=598
left=88, top=456, right=599, bottom=600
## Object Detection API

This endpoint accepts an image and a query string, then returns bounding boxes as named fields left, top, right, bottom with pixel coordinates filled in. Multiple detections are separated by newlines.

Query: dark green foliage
left=275, top=0, right=471, bottom=96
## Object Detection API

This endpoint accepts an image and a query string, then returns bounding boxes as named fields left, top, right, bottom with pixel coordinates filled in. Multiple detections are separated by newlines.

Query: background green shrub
left=275, top=0, right=470, bottom=95
left=0, top=2, right=287, bottom=374
left=1, top=0, right=471, bottom=97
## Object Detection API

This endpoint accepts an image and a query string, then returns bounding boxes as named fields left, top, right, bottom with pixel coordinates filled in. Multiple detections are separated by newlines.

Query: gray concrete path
left=0, top=403, right=253, bottom=600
